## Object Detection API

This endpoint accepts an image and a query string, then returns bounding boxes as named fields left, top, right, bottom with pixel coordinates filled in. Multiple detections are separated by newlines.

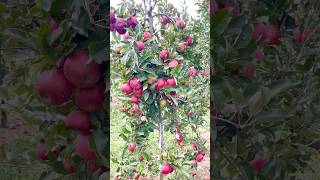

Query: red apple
left=161, top=16, right=169, bottom=25
left=265, top=25, right=281, bottom=45
left=128, top=144, right=136, bottom=153
left=133, top=103, right=141, bottom=115
left=64, top=162, right=76, bottom=173
left=166, top=78, right=176, bottom=87
left=36, top=140, right=48, bottom=160
left=115, top=18, right=127, bottom=34
left=74, top=81, right=105, bottom=112
left=129, top=77, right=142, bottom=90
left=161, top=162, right=174, bottom=174
left=36, top=69, right=73, bottom=106
left=143, top=32, right=152, bottom=41
left=50, top=18, right=59, bottom=32
left=64, top=110, right=91, bottom=134
left=121, top=83, right=133, bottom=95
left=127, top=16, right=138, bottom=29
left=175, top=19, right=185, bottom=29
left=196, top=153, right=204, bottom=162
left=63, top=49, right=103, bottom=88
left=134, top=173, right=140, bottom=179
left=176, top=43, right=187, bottom=54
left=250, top=154, right=268, bottom=174
left=123, top=32, right=130, bottom=39
left=130, top=96, right=139, bottom=104
left=193, top=142, right=198, bottom=149
left=74, top=133, right=96, bottom=160
left=168, top=60, right=179, bottom=68
left=188, top=111, right=193, bottom=117
left=133, top=88, right=143, bottom=98
left=156, top=78, right=166, bottom=90
left=184, top=36, right=193, bottom=46
left=242, top=67, right=256, bottom=80
left=136, top=41, right=145, bottom=52
left=252, top=22, right=268, bottom=44
left=159, top=49, right=170, bottom=60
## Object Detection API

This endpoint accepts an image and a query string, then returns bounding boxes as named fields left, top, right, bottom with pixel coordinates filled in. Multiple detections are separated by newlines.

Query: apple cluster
left=35, top=27, right=106, bottom=174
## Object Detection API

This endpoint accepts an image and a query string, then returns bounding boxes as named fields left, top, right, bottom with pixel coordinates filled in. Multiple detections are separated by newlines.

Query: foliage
left=211, top=0, right=320, bottom=179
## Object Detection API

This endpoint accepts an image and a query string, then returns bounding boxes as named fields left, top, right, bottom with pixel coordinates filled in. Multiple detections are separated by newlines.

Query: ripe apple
left=134, top=173, right=140, bottom=179
left=130, top=96, right=139, bottom=104
left=175, top=19, right=185, bottom=29
left=249, top=154, right=268, bottom=174
left=127, top=16, right=138, bottom=29
left=129, top=77, right=142, bottom=90
left=159, top=49, right=170, bottom=60
left=133, top=103, right=142, bottom=115
left=63, top=49, right=103, bottom=88
left=123, top=32, right=130, bottom=39
left=166, top=78, right=176, bottom=87
left=133, top=88, right=143, bottom=98
left=50, top=18, right=59, bottom=32
left=184, top=36, right=193, bottom=46
left=168, top=60, right=179, bottom=68
left=36, top=69, right=73, bottom=106
left=196, top=153, right=204, bottom=162
left=161, top=16, right=169, bottom=25
left=64, top=162, right=76, bottom=173
left=128, top=144, right=136, bottom=153
left=64, top=110, right=91, bottom=134
left=115, top=18, right=127, bottom=34
left=74, top=133, right=96, bottom=160
left=264, top=25, right=281, bottom=45
left=252, top=21, right=268, bottom=44
left=188, top=111, right=193, bottom=117
left=74, top=81, right=105, bottom=112
left=36, top=140, right=48, bottom=160
left=252, top=47, right=264, bottom=62
left=143, top=32, right=152, bottom=41
left=121, top=83, right=133, bottom=95
left=156, top=78, right=166, bottom=90
left=136, top=41, right=145, bottom=52
left=161, top=162, right=174, bottom=174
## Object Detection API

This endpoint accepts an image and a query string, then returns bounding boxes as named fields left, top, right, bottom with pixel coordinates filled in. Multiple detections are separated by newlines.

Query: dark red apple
left=36, top=140, right=48, bottom=160
left=184, top=36, right=193, bottom=46
left=74, top=133, right=96, bottom=160
left=64, top=110, right=91, bottom=134
left=64, top=162, right=76, bottom=173
left=127, top=16, right=138, bottom=29
left=265, top=25, right=281, bottom=45
left=36, top=69, right=73, bottom=106
left=250, top=154, right=268, bottom=174
left=133, top=88, right=143, bottom=98
left=50, top=18, right=59, bottom=32
left=252, top=47, right=264, bottom=62
left=63, top=49, right=103, bottom=88
left=74, top=81, right=105, bottom=112
left=115, top=18, right=127, bottom=34
left=252, top=22, right=268, bottom=44
left=161, top=16, right=169, bottom=25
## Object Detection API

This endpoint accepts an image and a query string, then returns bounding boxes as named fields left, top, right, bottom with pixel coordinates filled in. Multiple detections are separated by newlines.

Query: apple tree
left=110, top=0, right=209, bottom=179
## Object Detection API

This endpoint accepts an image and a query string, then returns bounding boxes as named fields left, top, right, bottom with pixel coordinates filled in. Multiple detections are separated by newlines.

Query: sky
left=110, top=0, right=199, bottom=18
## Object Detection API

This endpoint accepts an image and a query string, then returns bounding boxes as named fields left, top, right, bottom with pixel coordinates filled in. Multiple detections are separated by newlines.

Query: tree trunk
left=158, top=111, right=164, bottom=180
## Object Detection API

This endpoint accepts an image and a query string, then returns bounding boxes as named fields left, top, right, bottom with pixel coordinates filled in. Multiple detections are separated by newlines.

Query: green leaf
left=211, top=9, right=232, bottom=35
